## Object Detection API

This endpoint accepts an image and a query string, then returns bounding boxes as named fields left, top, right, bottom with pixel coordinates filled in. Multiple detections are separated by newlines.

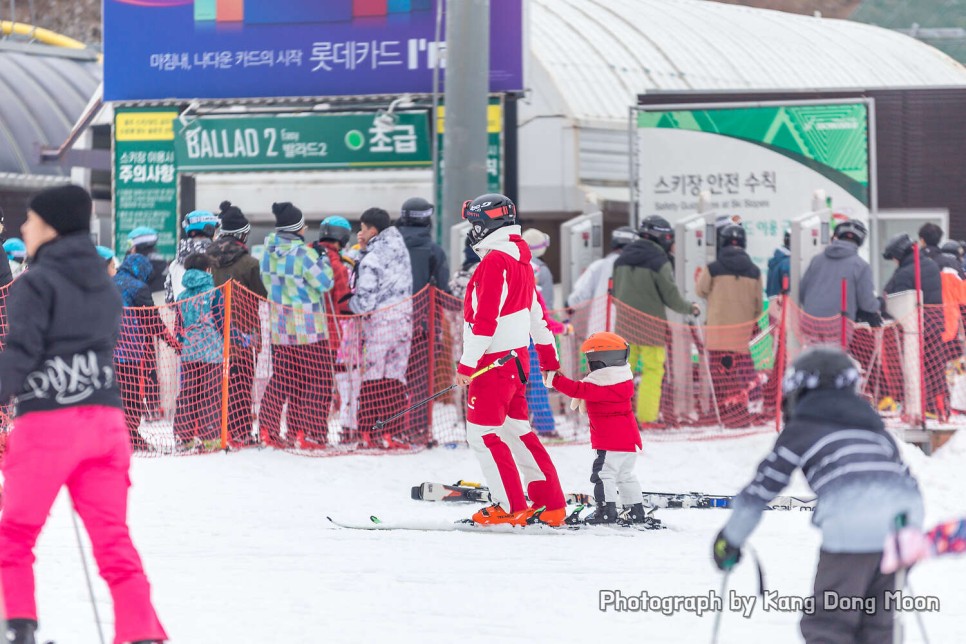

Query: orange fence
left=0, top=282, right=962, bottom=456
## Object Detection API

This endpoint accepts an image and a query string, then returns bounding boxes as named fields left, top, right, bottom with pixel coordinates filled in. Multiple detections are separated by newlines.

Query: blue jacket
left=765, top=247, right=790, bottom=297
left=113, top=254, right=156, bottom=364
left=176, top=269, right=224, bottom=364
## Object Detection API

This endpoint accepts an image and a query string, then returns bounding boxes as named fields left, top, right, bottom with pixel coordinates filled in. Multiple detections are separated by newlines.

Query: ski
left=411, top=481, right=492, bottom=504
left=641, top=491, right=815, bottom=512
left=882, top=517, right=966, bottom=573
left=410, top=482, right=816, bottom=511
left=327, top=514, right=662, bottom=533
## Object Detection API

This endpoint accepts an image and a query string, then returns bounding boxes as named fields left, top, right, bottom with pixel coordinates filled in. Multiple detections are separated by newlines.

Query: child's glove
left=569, top=398, right=586, bottom=414
left=542, top=371, right=556, bottom=388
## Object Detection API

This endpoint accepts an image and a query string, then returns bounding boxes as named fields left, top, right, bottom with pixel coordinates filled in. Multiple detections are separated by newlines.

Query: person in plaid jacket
left=259, top=202, right=334, bottom=447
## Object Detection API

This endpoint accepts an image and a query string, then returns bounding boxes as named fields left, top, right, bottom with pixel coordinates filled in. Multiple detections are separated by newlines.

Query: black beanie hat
left=29, top=185, right=92, bottom=235
left=219, top=200, right=251, bottom=235
left=272, top=202, right=305, bottom=233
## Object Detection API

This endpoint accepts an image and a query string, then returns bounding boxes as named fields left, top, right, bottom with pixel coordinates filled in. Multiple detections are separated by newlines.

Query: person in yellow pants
left=612, top=215, right=698, bottom=427
left=629, top=344, right=666, bottom=424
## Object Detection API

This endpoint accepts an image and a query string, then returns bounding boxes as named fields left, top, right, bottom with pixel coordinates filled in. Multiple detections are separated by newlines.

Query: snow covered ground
left=26, top=430, right=966, bottom=643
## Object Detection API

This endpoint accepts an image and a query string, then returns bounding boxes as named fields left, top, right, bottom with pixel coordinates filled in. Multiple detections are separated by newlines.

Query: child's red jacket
left=551, top=365, right=641, bottom=452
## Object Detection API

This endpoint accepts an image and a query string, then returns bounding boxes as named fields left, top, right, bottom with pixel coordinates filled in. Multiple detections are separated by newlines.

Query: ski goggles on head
left=461, top=200, right=515, bottom=221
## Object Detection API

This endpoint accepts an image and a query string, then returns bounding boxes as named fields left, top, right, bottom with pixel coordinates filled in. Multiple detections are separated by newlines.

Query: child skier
left=544, top=332, right=648, bottom=524
left=173, top=253, right=224, bottom=449
left=712, top=346, right=923, bottom=643
left=457, top=193, right=567, bottom=527
left=0, top=185, right=166, bottom=644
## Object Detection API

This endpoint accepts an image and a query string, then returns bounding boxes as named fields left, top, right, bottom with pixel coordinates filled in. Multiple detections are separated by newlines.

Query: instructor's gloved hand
left=542, top=371, right=557, bottom=388
left=712, top=529, right=741, bottom=571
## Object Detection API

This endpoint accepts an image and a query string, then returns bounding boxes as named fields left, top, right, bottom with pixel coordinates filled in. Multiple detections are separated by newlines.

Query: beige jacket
left=696, top=247, right=763, bottom=352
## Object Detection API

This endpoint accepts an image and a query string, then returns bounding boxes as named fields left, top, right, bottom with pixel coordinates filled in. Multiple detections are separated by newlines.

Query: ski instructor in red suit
left=0, top=185, right=167, bottom=644
left=457, top=193, right=567, bottom=527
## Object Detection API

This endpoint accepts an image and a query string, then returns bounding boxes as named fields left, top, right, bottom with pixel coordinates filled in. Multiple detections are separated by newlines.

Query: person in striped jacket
left=712, top=346, right=923, bottom=644
left=457, top=194, right=566, bottom=527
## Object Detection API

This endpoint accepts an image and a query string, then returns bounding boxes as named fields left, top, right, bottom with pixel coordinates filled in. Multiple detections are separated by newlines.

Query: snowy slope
left=27, top=433, right=966, bottom=643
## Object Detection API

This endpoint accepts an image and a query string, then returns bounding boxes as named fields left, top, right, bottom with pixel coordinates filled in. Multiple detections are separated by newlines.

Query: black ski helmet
left=719, top=224, right=747, bottom=249
left=611, top=226, right=638, bottom=250
left=834, top=219, right=868, bottom=247
left=399, top=197, right=434, bottom=227
left=782, top=346, right=861, bottom=418
left=882, top=233, right=914, bottom=261
left=318, top=216, right=352, bottom=248
left=639, top=215, right=674, bottom=252
left=941, top=241, right=963, bottom=259
left=462, top=193, right=517, bottom=246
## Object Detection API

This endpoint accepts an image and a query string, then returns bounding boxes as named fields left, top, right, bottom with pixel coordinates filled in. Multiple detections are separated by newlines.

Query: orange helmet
left=581, top=332, right=630, bottom=371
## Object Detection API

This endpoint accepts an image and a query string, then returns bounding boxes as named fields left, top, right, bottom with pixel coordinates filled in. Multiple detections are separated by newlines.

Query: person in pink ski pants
left=0, top=185, right=166, bottom=644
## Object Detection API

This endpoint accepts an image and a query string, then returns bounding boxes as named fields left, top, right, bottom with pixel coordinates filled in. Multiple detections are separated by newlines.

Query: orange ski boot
left=471, top=504, right=530, bottom=526
left=527, top=506, right=567, bottom=527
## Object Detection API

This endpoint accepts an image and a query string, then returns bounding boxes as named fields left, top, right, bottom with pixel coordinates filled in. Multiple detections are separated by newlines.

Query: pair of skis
left=326, top=513, right=661, bottom=533
left=410, top=481, right=816, bottom=512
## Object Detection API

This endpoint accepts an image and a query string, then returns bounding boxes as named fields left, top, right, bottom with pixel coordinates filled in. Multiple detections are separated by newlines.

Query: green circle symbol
left=345, top=130, right=366, bottom=151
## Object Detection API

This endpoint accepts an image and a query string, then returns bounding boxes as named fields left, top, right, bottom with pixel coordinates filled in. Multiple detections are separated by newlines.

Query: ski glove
left=569, top=397, right=587, bottom=414
left=543, top=371, right=556, bottom=388
left=712, top=529, right=741, bottom=571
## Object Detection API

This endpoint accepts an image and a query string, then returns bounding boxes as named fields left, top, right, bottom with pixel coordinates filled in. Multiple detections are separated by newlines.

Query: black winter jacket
left=397, top=224, right=450, bottom=295
left=922, top=244, right=965, bottom=279
left=0, top=232, right=123, bottom=414
left=884, top=253, right=942, bottom=304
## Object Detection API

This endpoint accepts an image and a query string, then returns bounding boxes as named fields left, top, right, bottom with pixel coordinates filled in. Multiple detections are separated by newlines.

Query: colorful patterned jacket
left=260, top=232, right=333, bottom=345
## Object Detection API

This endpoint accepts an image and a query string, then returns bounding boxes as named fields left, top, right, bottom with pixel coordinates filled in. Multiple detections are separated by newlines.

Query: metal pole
left=441, top=0, right=490, bottom=236
left=504, top=93, right=518, bottom=206
left=430, top=0, right=445, bottom=243
left=913, top=244, right=927, bottom=428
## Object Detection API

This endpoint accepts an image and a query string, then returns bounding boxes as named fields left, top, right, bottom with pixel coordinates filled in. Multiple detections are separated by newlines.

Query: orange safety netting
left=0, top=281, right=963, bottom=456
left=790, top=299, right=965, bottom=427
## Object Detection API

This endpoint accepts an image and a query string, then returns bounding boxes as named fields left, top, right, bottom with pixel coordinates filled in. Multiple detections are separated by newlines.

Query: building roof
left=529, top=0, right=966, bottom=127
left=0, top=43, right=102, bottom=178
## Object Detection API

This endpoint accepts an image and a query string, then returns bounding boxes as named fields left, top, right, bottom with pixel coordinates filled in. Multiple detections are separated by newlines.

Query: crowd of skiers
left=559, top=214, right=966, bottom=427
left=45, top=194, right=573, bottom=452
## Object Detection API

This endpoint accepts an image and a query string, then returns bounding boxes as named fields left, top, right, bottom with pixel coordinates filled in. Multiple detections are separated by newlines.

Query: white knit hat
left=521, top=228, right=550, bottom=258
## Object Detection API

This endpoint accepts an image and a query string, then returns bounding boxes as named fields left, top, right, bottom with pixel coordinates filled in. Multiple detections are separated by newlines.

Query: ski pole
left=710, top=570, right=731, bottom=644
left=373, top=351, right=518, bottom=431
left=892, top=513, right=931, bottom=644
left=688, top=320, right=722, bottom=428
left=71, top=508, right=107, bottom=644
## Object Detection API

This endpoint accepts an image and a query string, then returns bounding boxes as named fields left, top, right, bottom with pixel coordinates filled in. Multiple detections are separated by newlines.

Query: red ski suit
left=460, top=225, right=564, bottom=513
left=551, top=365, right=642, bottom=452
